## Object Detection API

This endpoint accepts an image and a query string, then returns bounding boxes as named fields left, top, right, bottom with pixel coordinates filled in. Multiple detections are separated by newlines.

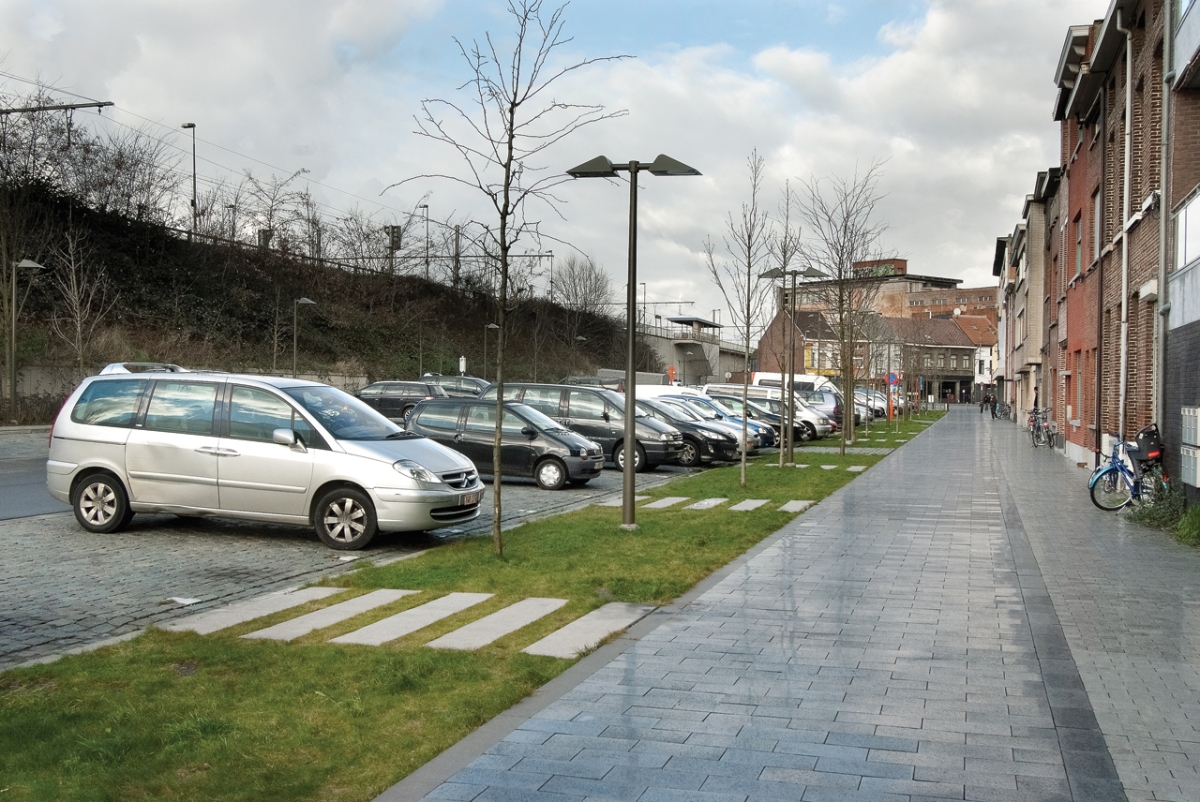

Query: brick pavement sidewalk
left=387, top=408, right=1200, bottom=802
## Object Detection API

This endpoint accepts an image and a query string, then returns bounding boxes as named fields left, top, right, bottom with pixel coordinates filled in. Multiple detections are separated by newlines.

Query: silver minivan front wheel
left=314, top=488, right=378, bottom=550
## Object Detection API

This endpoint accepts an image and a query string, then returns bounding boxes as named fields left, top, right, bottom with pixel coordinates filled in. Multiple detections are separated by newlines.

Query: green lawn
left=0, top=435, right=930, bottom=802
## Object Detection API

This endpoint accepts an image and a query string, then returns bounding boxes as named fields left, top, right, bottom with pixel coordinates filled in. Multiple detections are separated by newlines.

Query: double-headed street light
left=181, top=123, right=197, bottom=236
left=293, top=297, right=316, bottom=378
left=761, top=265, right=825, bottom=464
left=566, top=154, right=701, bottom=531
left=10, top=259, right=44, bottom=423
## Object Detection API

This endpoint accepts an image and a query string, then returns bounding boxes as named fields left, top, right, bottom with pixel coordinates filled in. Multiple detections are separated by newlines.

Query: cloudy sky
left=1, top=0, right=1099, bottom=330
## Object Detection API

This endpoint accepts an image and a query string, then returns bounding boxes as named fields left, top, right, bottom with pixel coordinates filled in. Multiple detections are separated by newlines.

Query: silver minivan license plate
left=461, top=490, right=482, bottom=506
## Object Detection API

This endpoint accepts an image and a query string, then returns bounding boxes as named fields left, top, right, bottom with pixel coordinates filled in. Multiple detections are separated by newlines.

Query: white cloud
left=0, top=0, right=1100, bottom=332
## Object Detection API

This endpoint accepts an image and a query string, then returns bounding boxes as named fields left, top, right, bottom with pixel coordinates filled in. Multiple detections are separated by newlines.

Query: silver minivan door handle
left=218, top=448, right=240, bottom=457
left=195, top=446, right=221, bottom=455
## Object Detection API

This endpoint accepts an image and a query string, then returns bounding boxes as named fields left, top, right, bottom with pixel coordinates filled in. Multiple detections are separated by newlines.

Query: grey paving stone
left=407, top=411, right=1154, bottom=802
left=427, top=597, right=568, bottom=651
left=241, top=588, right=418, bottom=641
left=523, top=603, right=656, bottom=659
left=728, top=499, right=769, bottom=511
left=642, top=496, right=690, bottom=509
left=163, top=586, right=346, bottom=635
left=331, top=592, right=492, bottom=646
left=685, top=498, right=729, bottom=510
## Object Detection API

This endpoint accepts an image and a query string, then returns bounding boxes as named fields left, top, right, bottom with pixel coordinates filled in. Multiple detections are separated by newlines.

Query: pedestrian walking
left=980, top=394, right=987, bottom=414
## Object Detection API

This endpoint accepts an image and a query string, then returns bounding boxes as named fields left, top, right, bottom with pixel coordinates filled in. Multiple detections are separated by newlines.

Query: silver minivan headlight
left=393, top=460, right=439, bottom=484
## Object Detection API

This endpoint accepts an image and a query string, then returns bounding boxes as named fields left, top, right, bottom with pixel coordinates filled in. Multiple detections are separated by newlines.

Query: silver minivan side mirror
left=273, top=428, right=299, bottom=447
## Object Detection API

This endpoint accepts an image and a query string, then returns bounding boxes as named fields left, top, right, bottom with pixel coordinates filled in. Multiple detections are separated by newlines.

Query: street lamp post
left=10, top=259, right=44, bottom=423
left=293, top=297, right=316, bottom=378
left=420, top=204, right=430, bottom=279
left=567, top=154, right=701, bottom=530
left=483, top=323, right=499, bottom=383
left=181, top=123, right=197, bottom=236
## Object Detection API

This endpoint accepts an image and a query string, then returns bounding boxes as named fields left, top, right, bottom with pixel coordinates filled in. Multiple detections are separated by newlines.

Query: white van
left=47, top=365, right=484, bottom=550
left=748, top=372, right=834, bottom=392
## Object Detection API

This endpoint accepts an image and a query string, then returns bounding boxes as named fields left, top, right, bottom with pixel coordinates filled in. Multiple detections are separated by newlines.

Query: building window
left=1074, top=214, right=1083, bottom=277
left=978, top=294, right=993, bottom=302
left=978, top=359, right=984, bottom=375
left=909, top=299, right=924, bottom=306
left=1091, top=189, right=1101, bottom=265
left=938, top=353, right=945, bottom=368
left=1178, top=193, right=1200, bottom=270
left=924, top=353, right=932, bottom=368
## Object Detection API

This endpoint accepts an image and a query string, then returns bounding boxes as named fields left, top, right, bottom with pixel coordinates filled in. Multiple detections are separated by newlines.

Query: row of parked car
left=46, top=365, right=879, bottom=552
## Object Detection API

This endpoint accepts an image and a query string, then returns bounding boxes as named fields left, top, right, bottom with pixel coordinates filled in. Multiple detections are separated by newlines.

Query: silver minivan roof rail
left=98, top=362, right=189, bottom=375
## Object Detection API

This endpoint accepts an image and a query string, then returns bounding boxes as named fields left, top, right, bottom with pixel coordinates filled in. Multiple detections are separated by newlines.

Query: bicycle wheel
left=1030, top=424, right=1039, bottom=447
left=1091, top=467, right=1132, bottom=511
left=1138, top=464, right=1168, bottom=506
left=1037, top=426, right=1051, bottom=447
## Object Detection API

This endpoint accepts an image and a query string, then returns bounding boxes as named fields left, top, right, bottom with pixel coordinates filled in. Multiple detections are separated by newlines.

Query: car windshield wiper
left=385, top=430, right=417, bottom=439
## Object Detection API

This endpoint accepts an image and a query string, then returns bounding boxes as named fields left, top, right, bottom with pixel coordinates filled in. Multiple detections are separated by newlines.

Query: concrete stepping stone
left=427, top=597, right=568, bottom=650
left=780, top=500, right=813, bottom=512
left=162, top=587, right=344, bottom=635
left=595, top=495, right=647, bottom=507
left=241, top=589, right=419, bottom=642
left=642, top=496, right=689, bottom=509
left=684, top=498, right=727, bottom=510
left=795, top=463, right=809, bottom=468
left=821, top=464, right=837, bottom=470
left=848, top=465, right=866, bottom=472
left=330, top=592, right=492, bottom=646
left=729, top=499, right=769, bottom=511
left=522, top=602, right=655, bottom=659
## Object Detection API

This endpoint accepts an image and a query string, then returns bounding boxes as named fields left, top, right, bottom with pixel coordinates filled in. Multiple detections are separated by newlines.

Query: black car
left=406, top=399, right=604, bottom=489
left=421, top=373, right=491, bottom=398
left=636, top=398, right=740, bottom=467
left=356, top=380, right=448, bottom=421
left=481, top=383, right=683, bottom=471
left=708, top=394, right=807, bottom=444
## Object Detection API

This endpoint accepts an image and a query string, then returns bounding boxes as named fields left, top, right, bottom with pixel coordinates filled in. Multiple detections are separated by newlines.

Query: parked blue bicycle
left=1089, top=423, right=1169, bottom=511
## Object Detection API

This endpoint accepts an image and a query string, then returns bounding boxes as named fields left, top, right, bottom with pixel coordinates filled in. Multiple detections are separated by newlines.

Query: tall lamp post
left=419, top=204, right=430, bottom=279
left=181, top=123, right=197, bottom=236
left=293, top=297, right=316, bottom=378
left=567, top=154, right=701, bottom=530
left=10, top=259, right=44, bottom=423
left=761, top=266, right=825, bottom=464
left=483, top=322, right=499, bottom=382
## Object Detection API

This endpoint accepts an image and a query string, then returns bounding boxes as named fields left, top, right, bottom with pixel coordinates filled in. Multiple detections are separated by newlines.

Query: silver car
left=46, top=365, right=484, bottom=550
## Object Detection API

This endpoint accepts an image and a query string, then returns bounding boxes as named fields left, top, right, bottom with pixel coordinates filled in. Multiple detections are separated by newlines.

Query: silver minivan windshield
left=284, top=385, right=405, bottom=440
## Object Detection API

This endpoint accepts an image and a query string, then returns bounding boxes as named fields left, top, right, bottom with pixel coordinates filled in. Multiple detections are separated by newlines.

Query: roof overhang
left=1054, top=25, right=1092, bottom=121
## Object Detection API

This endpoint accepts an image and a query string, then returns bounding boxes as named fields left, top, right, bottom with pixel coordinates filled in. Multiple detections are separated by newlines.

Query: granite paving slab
left=331, top=592, right=493, bottom=646
left=241, top=589, right=419, bottom=642
left=728, top=499, right=768, bottom=511
left=595, top=495, right=648, bottom=507
left=162, top=587, right=345, bottom=635
left=642, top=497, right=690, bottom=509
left=684, top=498, right=728, bottom=511
left=428, top=597, right=569, bottom=651
left=779, top=500, right=813, bottom=513
left=522, top=603, right=656, bottom=659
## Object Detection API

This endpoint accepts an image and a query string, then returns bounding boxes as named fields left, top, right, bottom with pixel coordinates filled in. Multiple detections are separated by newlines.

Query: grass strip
left=0, top=427, right=934, bottom=802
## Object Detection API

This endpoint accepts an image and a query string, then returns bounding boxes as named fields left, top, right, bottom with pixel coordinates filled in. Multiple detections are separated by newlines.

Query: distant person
left=990, top=395, right=998, bottom=420
left=980, top=393, right=988, bottom=414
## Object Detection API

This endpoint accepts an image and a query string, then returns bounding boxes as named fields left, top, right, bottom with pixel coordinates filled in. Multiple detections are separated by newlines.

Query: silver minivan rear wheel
left=314, top=488, right=378, bottom=550
left=73, top=472, right=134, bottom=534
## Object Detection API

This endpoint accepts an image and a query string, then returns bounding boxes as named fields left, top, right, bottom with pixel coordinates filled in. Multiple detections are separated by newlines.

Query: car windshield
left=746, top=400, right=774, bottom=416
left=598, top=391, right=647, bottom=416
left=511, top=403, right=569, bottom=432
left=697, top=397, right=735, bottom=416
left=284, top=385, right=403, bottom=440
left=658, top=399, right=702, bottom=421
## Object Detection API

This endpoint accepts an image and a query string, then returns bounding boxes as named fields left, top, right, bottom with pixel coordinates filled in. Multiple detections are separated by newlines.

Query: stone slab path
left=642, top=497, right=690, bottom=509
left=162, top=587, right=344, bottom=635
left=331, top=592, right=493, bottom=646
left=685, top=498, right=728, bottom=510
left=523, top=603, right=657, bottom=659
left=241, top=588, right=418, bottom=642
left=728, top=499, right=769, bottom=511
left=428, top=598, right=569, bottom=651
left=402, top=408, right=1190, bottom=802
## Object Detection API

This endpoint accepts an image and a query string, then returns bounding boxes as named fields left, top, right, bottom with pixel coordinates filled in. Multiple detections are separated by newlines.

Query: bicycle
left=995, top=403, right=1011, bottom=420
left=1028, top=408, right=1051, bottom=448
left=1089, top=423, right=1169, bottom=511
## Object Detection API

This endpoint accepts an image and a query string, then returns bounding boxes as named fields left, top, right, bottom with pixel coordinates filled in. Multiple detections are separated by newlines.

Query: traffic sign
left=886, top=372, right=898, bottom=386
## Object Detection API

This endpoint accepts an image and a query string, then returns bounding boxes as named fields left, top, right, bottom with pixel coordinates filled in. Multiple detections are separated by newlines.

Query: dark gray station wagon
left=406, top=399, right=603, bottom=489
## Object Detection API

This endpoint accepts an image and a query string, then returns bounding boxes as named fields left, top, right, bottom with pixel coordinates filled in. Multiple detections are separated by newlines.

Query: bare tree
left=797, top=162, right=889, bottom=455
left=48, top=222, right=118, bottom=376
left=765, top=181, right=805, bottom=465
left=705, top=150, right=775, bottom=486
left=243, top=168, right=310, bottom=252
left=392, top=0, right=627, bottom=555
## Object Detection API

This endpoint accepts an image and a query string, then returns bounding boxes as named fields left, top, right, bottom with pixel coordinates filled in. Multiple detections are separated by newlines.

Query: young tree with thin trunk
left=706, top=150, right=775, bottom=487
left=391, top=0, right=627, bottom=555
left=48, top=223, right=117, bottom=377
left=797, top=162, right=889, bottom=456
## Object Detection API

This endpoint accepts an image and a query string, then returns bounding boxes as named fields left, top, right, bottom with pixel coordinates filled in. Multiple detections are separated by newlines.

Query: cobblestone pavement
left=0, top=432, right=682, bottom=671
left=404, top=408, right=1200, bottom=802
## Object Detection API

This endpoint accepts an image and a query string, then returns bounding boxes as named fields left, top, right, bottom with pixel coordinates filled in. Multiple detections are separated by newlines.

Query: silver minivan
left=46, top=365, right=484, bottom=550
